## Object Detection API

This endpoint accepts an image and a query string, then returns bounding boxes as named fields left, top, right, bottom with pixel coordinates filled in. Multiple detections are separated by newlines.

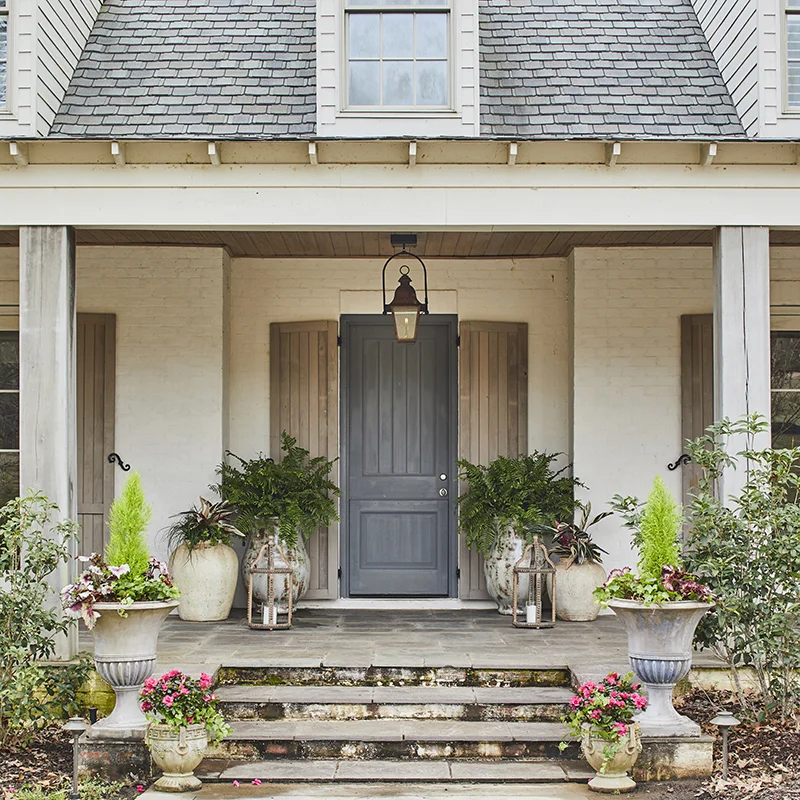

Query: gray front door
left=341, top=315, right=457, bottom=597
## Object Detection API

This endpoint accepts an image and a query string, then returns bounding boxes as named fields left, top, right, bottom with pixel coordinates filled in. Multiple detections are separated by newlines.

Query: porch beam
left=19, top=226, right=78, bottom=660
left=712, top=226, right=771, bottom=501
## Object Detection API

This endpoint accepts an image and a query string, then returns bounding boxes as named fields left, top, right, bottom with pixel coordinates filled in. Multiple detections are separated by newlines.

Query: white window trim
left=783, top=0, right=800, bottom=114
left=341, top=0, right=456, bottom=115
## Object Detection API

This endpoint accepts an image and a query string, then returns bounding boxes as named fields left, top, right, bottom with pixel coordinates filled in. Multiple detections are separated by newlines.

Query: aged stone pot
left=549, top=560, right=606, bottom=622
left=484, top=525, right=529, bottom=615
left=609, top=598, right=714, bottom=737
left=147, top=723, right=208, bottom=792
left=89, top=600, right=179, bottom=738
left=169, top=542, right=238, bottom=622
left=581, top=722, right=641, bottom=793
left=241, top=518, right=310, bottom=610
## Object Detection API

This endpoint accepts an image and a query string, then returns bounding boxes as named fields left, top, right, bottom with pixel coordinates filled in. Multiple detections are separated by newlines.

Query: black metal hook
left=107, top=453, right=131, bottom=472
left=667, top=453, right=691, bottom=471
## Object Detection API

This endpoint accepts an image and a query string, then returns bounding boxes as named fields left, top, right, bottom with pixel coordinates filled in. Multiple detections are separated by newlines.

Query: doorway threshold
left=303, top=598, right=496, bottom=610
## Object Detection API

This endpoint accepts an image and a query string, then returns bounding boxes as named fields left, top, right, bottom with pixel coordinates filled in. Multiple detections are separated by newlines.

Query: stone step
left=206, top=719, right=579, bottom=761
left=216, top=664, right=572, bottom=689
left=197, top=758, right=595, bottom=783
left=216, top=685, right=572, bottom=722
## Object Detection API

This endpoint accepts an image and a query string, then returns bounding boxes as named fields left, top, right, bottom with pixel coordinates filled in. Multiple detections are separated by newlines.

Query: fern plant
left=214, top=432, right=340, bottom=549
left=106, top=471, right=151, bottom=577
left=457, top=452, right=582, bottom=556
left=637, top=476, right=682, bottom=579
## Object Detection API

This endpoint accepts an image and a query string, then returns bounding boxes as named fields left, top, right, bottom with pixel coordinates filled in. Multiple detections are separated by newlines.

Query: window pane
left=0, top=18, right=6, bottom=108
left=416, top=60, right=447, bottom=105
left=772, top=334, right=800, bottom=389
left=0, top=392, right=18, bottom=450
left=0, top=452, right=18, bottom=510
left=383, top=14, right=413, bottom=58
left=789, top=16, right=800, bottom=57
left=416, top=14, right=447, bottom=58
left=0, top=337, right=18, bottom=390
left=773, top=392, right=800, bottom=448
left=349, top=60, right=380, bottom=105
left=383, top=60, right=414, bottom=105
left=418, top=0, right=449, bottom=6
left=350, top=14, right=380, bottom=58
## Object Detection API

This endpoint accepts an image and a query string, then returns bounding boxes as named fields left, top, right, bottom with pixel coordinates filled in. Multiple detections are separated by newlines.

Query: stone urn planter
left=549, top=560, right=606, bottom=622
left=169, top=542, right=239, bottom=622
left=581, top=722, right=641, bottom=793
left=609, top=598, right=714, bottom=737
left=147, top=723, right=208, bottom=792
left=484, top=525, right=529, bottom=615
left=241, top=518, right=310, bottom=609
left=89, top=600, right=179, bottom=738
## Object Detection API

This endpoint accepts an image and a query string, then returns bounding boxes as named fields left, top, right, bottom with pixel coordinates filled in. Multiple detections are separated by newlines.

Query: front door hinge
left=456, top=335, right=461, bottom=347
left=337, top=568, right=342, bottom=579
left=337, top=335, right=342, bottom=347
left=456, top=568, right=461, bottom=581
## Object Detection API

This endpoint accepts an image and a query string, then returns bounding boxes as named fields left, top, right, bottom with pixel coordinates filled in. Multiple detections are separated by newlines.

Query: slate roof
left=480, top=0, right=745, bottom=139
left=52, top=0, right=316, bottom=139
left=52, top=0, right=746, bottom=140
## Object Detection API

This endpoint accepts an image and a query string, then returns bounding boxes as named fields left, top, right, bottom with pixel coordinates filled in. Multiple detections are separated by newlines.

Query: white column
left=713, top=226, right=771, bottom=501
left=19, top=226, right=78, bottom=660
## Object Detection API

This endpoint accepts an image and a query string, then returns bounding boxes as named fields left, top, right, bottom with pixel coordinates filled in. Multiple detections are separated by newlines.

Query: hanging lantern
left=247, top=534, right=294, bottom=630
left=512, top=535, right=556, bottom=629
left=382, top=236, right=429, bottom=343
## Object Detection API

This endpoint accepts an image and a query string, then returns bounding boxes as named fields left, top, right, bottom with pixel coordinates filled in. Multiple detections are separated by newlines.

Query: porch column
left=19, top=226, right=78, bottom=660
left=712, top=226, right=771, bottom=502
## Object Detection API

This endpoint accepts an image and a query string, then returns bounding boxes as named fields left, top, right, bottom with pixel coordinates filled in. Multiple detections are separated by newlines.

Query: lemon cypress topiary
left=637, top=476, right=682, bottom=580
left=106, top=471, right=151, bottom=576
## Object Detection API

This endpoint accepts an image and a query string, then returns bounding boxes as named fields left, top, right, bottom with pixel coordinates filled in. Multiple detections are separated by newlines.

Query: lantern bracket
left=382, top=249, right=429, bottom=315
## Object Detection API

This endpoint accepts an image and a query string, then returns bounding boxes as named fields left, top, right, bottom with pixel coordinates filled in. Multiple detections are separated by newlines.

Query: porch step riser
left=207, top=739, right=579, bottom=761
left=221, top=701, right=568, bottom=722
left=217, top=666, right=571, bottom=688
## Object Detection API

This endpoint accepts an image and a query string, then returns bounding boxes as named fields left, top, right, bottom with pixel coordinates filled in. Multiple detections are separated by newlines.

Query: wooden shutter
left=77, top=313, right=116, bottom=558
left=680, top=314, right=714, bottom=523
left=458, top=321, right=528, bottom=599
left=270, top=321, right=339, bottom=599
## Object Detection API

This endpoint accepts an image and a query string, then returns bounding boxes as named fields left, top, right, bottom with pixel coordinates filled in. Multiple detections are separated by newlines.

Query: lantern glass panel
left=392, top=306, right=420, bottom=341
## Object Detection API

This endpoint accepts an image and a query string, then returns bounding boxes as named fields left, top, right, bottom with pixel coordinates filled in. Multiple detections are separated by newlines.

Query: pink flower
left=204, top=695, right=212, bottom=703
left=569, top=696, right=581, bottom=709
left=613, top=722, right=628, bottom=737
left=136, top=786, right=144, bottom=793
left=144, top=677, right=157, bottom=691
left=199, top=673, right=212, bottom=689
left=232, top=781, right=240, bottom=788
left=252, top=780, right=262, bottom=786
left=163, top=695, right=174, bottom=707
left=141, top=700, right=153, bottom=712
left=633, top=695, right=647, bottom=709
left=180, top=686, right=189, bottom=695
left=589, top=709, right=602, bottom=720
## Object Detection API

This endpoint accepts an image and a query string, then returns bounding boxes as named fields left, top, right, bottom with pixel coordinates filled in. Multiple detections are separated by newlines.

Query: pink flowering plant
left=140, top=670, right=230, bottom=744
left=559, top=671, right=647, bottom=767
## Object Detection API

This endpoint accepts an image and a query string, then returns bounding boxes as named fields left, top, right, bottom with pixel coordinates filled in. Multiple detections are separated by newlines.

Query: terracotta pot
left=609, top=598, right=714, bottom=737
left=581, top=722, right=641, bottom=793
left=241, top=518, right=310, bottom=610
left=147, top=723, right=208, bottom=792
left=483, top=525, right=528, bottom=615
left=89, top=600, right=179, bottom=738
left=169, top=542, right=238, bottom=622
left=549, top=560, right=606, bottom=622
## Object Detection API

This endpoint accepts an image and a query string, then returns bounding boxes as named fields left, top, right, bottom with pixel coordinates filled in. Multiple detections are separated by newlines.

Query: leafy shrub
left=0, top=492, right=84, bottom=746
left=215, top=432, right=339, bottom=549
left=457, top=452, right=582, bottom=556
left=637, top=476, right=682, bottom=580
left=684, top=414, right=800, bottom=720
left=106, top=472, right=151, bottom=576
left=165, top=498, right=243, bottom=554
left=547, top=503, right=611, bottom=565
left=14, top=779, right=126, bottom=800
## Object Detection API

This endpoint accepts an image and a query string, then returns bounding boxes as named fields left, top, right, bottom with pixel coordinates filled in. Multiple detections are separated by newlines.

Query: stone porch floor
left=78, top=609, right=724, bottom=681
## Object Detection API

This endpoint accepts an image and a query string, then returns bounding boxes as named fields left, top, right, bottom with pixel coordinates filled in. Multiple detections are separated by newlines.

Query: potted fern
left=215, top=432, right=339, bottom=610
left=165, top=498, right=243, bottom=622
left=594, top=476, right=714, bottom=737
left=62, top=472, right=180, bottom=737
left=457, top=452, right=581, bottom=614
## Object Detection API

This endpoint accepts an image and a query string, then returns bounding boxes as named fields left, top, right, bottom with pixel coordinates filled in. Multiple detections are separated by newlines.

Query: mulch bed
left=0, top=727, right=144, bottom=798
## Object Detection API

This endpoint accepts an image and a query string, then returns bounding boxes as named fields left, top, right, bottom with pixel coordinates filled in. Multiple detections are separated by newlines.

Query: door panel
left=343, top=316, right=456, bottom=597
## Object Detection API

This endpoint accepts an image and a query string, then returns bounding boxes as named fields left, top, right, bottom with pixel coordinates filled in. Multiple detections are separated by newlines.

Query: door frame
left=339, top=314, right=459, bottom=599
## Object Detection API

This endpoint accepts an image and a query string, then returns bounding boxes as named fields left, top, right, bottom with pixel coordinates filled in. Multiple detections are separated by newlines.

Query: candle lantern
left=512, top=536, right=556, bottom=629
left=247, top=534, right=294, bottom=630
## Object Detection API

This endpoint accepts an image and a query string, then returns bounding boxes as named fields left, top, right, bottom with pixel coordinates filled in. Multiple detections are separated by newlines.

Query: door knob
left=439, top=488, right=448, bottom=497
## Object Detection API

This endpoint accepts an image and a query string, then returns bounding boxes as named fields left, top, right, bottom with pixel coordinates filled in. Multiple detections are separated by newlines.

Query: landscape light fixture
left=63, top=716, right=90, bottom=800
left=710, top=709, right=740, bottom=780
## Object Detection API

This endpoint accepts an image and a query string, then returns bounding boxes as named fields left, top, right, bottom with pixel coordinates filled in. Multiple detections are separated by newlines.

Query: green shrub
left=637, top=476, right=682, bottom=579
left=106, top=471, right=151, bottom=576
left=15, top=779, right=126, bottom=800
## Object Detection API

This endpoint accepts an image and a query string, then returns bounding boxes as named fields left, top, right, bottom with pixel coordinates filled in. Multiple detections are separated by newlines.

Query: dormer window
left=788, top=0, right=800, bottom=108
left=0, top=1, right=7, bottom=108
left=345, top=0, right=450, bottom=109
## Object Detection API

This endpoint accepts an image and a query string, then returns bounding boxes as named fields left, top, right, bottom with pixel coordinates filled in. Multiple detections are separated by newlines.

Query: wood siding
left=680, top=314, right=713, bottom=528
left=693, top=0, right=759, bottom=135
left=270, top=321, right=339, bottom=599
left=458, top=321, right=528, bottom=599
left=76, top=312, right=115, bottom=557
left=36, top=0, right=102, bottom=135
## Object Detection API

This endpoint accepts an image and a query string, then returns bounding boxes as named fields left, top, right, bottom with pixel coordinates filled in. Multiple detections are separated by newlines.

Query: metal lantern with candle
left=512, top=535, right=556, bottom=629
left=382, top=234, right=429, bottom=343
left=247, top=534, right=294, bottom=630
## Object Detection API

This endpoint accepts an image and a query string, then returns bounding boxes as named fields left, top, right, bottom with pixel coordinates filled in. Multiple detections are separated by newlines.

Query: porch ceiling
left=1, top=229, right=800, bottom=258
